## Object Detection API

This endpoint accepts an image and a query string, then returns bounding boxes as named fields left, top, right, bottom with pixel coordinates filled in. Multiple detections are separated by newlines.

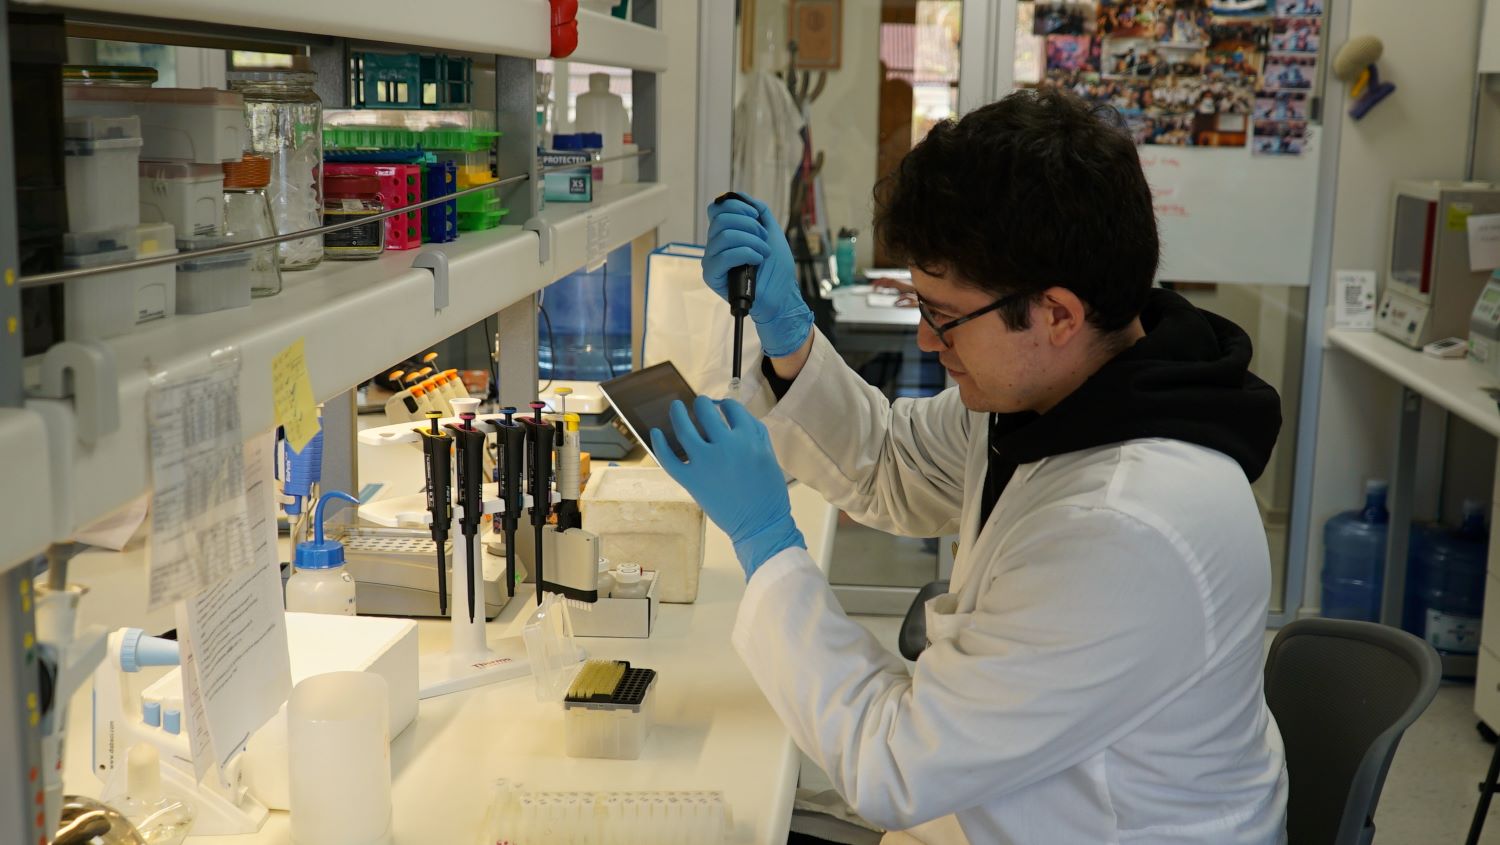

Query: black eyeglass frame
left=917, top=290, right=1033, bottom=346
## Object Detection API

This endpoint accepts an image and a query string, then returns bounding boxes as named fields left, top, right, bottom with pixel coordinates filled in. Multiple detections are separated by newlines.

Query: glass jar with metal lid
left=228, top=58, right=323, bottom=271
left=221, top=154, right=282, bottom=297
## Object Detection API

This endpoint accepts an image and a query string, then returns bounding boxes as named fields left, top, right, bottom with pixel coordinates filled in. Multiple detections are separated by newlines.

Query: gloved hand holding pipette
left=703, top=194, right=814, bottom=362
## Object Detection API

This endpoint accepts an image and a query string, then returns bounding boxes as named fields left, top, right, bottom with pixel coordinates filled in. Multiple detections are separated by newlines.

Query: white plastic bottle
left=286, top=490, right=359, bottom=615
left=574, top=72, right=628, bottom=185
left=611, top=563, right=649, bottom=599
left=597, top=557, right=616, bottom=598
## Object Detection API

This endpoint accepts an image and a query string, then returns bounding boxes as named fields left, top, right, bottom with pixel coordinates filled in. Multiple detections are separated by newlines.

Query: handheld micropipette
left=716, top=191, right=760, bottom=392
left=446, top=401, right=488, bottom=623
left=555, top=413, right=583, bottom=532
left=523, top=402, right=555, bottom=605
left=486, top=407, right=526, bottom=598
left=418, top=413, right=452, bottom=615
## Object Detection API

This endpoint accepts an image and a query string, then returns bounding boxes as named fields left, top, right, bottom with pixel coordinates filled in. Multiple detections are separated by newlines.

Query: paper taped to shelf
left=1469, top=213, right=1500, bottom=272
left=146, top=356, right=256, bottom=610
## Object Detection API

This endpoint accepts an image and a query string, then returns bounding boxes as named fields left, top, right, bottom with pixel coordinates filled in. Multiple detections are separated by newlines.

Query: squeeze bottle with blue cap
left=286, top=491, right=360, bottom=615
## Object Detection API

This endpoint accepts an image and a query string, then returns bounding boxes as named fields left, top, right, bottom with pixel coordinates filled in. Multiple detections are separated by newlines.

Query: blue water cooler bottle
left=1321, top=479, right=1390, bottom=621
left=1406, top=499, right=1487, bottom=675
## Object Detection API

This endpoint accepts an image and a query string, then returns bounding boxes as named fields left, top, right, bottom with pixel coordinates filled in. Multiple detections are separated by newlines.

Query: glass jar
left=221, top=154, right=283, bottom=297
left=228, top=62, right=323, bottom=271
left=323, top=174, right=386, bottom=260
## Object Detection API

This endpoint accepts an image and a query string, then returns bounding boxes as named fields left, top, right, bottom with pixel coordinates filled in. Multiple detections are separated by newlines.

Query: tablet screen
left=600, top=362, right=700, bottom=463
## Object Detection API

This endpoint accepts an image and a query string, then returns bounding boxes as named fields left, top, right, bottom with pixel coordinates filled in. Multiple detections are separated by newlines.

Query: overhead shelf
left=44, top=0, right=554, bottom=58
left=569, top=9, right=670, bottom=72
left=537, top=181, right=670, bottom=279
left=26, top=180, right=670, bottom=541
left=1328, top=328, right=1500, bottom=438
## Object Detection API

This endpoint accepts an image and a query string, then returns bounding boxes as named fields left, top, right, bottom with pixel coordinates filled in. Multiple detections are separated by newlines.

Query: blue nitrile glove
left=704, top=194, right=815, bottom=357
left=651, top=395, right=806, bottom=579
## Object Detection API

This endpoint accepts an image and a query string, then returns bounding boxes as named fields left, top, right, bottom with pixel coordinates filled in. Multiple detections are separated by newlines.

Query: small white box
left=583, top=466, right=706, bottom=603
left=66, top=86, right=246, bottom=164
left=140, top=161, right=224, bottom=238
left=176, top=237, right=252, bottom=314
left=65, top=222, right=177, bottom=341
left=571, top=569, right=659, bottom=639
left=64, top=115, right=142, bottom=233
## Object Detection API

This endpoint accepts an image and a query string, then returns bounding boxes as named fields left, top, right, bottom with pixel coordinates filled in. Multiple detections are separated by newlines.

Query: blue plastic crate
left=423, top=161, right=458, bottom=243
left=352, top=52, right=422, bottom=109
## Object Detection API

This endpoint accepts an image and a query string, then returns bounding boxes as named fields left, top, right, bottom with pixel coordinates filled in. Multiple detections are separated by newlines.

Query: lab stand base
left=418, top=637, right=531, bottom=699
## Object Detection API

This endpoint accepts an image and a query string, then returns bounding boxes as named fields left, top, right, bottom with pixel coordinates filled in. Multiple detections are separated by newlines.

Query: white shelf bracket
left=413, top=250, right=451, bottom=311
left=523, top=217, right=553, bottom=264
left=29, top=341, right=119, bottom=446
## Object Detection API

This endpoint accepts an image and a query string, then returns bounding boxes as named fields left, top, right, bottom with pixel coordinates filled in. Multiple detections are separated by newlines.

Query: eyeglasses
left=917, top=290, right=1032, bottom=347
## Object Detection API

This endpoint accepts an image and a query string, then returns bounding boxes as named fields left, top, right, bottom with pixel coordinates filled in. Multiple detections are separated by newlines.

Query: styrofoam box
left=571, top=569, right=659, bottom=638
left=65, top=86, right=246, bottom=164
left=582, top=466, right=706, bottom=603
left=140, top=161, right=224, bottom=238
left=64, top=115, right=142, bottom=233
left=65, top=222, right=177, bottom=341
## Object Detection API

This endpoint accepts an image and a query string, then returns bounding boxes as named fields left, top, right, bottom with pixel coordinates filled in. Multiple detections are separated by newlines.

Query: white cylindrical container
left=573, top=72, right=627, bottom=185
left=611, top=563, right=648, bottom=599
left=597, top=558, right=616, bottom=598
left=285, top=566, right=357, bottom=615
left=288, top=672, right=392, bottom=845
left=620, top=134, right=639, bottom=184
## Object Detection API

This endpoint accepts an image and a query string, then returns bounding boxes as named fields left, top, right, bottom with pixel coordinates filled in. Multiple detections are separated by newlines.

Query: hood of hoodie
left=980, top=288, right=1283, bottom=518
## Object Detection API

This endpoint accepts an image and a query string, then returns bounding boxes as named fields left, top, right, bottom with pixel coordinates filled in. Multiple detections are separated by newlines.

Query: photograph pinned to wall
left=1097, top=0, right=1214, bottom=46
left=1270, top=17, right=1320, bottom=53
left=1254, top=90, right=1308, bottom=120
left=1274, top=0, right=1323, bottom=15
left=1262, top=53, right=1316, bottom=89
left=1046, top=34, right=1101, bottom=72
left=787, top=0, right=843, bottom=70
left=1206, top=19, right=1267, bottom=78
left=1252, top=119, right=1307, bottom=155
left=1208, top=0, right=1270, bottom=16
left=1035, top=1, right=1097, bottom=37
left=1101, top=37, right=1167, bottom=78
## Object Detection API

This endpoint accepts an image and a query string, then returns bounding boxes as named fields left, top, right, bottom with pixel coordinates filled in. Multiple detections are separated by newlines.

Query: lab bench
left=1324, top=328, right=1500, bottom=716
left=58, top=475, right=838, bottom=845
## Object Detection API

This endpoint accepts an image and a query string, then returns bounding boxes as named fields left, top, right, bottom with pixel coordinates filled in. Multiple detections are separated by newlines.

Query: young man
left=653, top=89, right=1288, bottom=844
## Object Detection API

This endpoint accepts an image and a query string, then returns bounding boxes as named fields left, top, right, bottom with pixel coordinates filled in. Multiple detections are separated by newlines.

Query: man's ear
left=1040, top=287, right=1088, bottom=348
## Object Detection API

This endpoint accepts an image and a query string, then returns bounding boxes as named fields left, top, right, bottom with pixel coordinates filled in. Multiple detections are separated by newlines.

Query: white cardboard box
left=571, top=570, right=659, bottom=638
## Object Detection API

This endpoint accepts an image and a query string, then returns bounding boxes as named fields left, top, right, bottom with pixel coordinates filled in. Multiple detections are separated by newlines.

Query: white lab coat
left=733, top=331, right=1288, bottom=845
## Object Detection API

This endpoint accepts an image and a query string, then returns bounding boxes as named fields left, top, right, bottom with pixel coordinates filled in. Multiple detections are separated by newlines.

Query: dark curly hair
left=875, top=88, right=1159, bottom=334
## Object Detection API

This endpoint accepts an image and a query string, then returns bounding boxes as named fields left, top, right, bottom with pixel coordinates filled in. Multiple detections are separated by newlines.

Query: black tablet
left=599, top=361, right=700, bottom=463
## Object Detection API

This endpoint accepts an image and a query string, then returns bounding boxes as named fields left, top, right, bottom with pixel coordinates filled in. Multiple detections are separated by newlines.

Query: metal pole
left=0, top=10, right=23, bottom=407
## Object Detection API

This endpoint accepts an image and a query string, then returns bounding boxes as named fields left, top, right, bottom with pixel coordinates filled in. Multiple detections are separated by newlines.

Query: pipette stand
left=415, top=493, right=532, bottom=699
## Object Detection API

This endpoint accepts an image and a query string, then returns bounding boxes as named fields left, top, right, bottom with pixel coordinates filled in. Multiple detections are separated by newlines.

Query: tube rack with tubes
left=477, top=783, right=731, bottom=845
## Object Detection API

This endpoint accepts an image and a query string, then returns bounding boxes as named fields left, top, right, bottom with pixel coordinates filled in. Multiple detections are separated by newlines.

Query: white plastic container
left=285, top=567, right=357, bottom=615
left=65, top=222, right=177, bottom=341
left=287, top=672, right=392, bottom=845
left=65, top=86, right=246, bottom=164
left=574, top=72, right=628, bottom=185
left=582, top=466, right=707, bottom=603
left=140, top=161, right=224, bottom=238
left=175, top=237, right=251, bottom=314
left=611, top=563, right=649, bottom=599
left=621, top=135, right=640, bottom=183
left=64, top=115, right=142, bottom=233
left=523, top=595, right=657, bottom=759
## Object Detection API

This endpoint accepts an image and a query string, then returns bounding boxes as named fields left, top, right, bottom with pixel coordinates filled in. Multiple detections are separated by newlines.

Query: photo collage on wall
left=1031, top=0, right=1319, bottom=154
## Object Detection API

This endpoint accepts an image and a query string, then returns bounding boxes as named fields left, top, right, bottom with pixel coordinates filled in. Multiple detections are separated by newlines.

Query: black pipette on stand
left=522, top=402, right=555, bottom=605
left=446, top=403, right=487, bottom=623
left=716, top=191, right=760, bottom=393
left=486, top=407, right=526, bottom=598
left=418, top=413, right=452, bottom=616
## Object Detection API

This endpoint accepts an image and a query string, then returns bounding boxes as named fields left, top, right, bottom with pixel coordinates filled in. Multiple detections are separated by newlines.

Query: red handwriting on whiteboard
left=1151, top=186, right=1175, bottom=198
left=1154, top=203, right=1189, bottom=218
left=1161, top=157, right=1181, bottom=167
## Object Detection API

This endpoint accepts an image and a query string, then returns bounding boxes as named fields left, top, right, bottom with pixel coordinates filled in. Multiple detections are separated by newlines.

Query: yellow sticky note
left=1449, top=202, right=1475, bottom=232
left=271, top=338, right=319, bottom=452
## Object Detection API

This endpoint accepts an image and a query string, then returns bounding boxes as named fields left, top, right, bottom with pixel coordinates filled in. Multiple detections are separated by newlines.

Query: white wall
left=1301, top=0, right=1483, bottom=614
left=659, top=2, right=701, bottom=244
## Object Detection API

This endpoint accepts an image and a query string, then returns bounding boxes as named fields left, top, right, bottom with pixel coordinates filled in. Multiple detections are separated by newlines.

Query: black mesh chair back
left=1264, top=618, right=1441, bottom=845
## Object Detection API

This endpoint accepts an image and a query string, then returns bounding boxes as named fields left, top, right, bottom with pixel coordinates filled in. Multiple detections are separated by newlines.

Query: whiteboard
left=992, top=1, right=1324, bottom=287
left=1142, top=132, right=1321, bottom=286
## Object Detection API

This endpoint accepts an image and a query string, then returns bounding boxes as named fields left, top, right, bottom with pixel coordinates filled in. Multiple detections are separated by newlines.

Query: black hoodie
left=976, top=288, right=1283, bottom=526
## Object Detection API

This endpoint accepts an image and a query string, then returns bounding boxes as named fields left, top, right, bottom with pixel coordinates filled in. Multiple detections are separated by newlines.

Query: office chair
left=1264, top=618, right=1440, bottom=845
